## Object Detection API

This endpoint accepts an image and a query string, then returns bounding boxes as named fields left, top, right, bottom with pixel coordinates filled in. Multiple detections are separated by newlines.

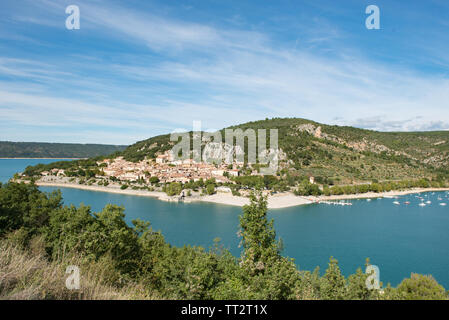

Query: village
left=98, top=151, right=243, bottom=184
left=40, top=150, right=246, bottom=187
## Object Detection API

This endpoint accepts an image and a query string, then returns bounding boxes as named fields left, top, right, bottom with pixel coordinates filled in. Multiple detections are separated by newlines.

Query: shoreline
left=34, top=181, right=449, bottom=209
left=312, top=188, right=449, bottom=201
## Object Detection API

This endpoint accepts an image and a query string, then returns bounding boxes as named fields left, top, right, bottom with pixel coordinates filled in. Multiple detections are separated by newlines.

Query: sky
left=0, top=0, right=448, bottom=145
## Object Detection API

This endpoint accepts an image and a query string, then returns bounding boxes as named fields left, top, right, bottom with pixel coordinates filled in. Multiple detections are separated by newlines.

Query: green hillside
left=0, top=141, right=127, bottom=159
left=113, top=118, right=449, bottom=184
left=20, top=118, right=449, bottom=190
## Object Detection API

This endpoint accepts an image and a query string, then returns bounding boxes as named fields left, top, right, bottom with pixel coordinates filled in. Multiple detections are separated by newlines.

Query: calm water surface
left=2, top=159, right=449, bottom=287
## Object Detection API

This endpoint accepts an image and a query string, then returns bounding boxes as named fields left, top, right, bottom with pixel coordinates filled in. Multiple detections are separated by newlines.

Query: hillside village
left=39, top=149, right=248, bottom=188
left=22, top=118, right=449, bottom=199
left=99, top=152, right=241, bottom=184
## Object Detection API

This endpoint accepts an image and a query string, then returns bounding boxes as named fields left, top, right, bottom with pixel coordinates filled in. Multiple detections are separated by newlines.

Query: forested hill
left=115, top=117, right=449, bottom=184
left=0, top=141, right=127, bottom=159
left=19, top=118, right=449, bottom=185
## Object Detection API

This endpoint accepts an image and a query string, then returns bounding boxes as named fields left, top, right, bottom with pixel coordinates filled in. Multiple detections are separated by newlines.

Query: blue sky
left=0, top=0, right=448, bottom=144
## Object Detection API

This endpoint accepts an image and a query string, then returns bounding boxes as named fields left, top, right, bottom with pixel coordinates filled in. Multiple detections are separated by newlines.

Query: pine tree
left=238, top=190, right=281, bottom=274
left=320, top=257, right=347, bottom=299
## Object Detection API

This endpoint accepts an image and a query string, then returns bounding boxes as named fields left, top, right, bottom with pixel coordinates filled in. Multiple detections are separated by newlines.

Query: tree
left=206, top=184, right=215, bottom=195
left=0, top=182, right=62, bottom=238
left=164, top=182, right=182, bottom=196
left=346, top=267, right=379, bottom=300
left=238, top=191, right=281, bottom=274
left=394, top=273, right=448, bottom=300
left=320, top=257, right=347, bottom=300
left=149, top=176, right=160, bottom=184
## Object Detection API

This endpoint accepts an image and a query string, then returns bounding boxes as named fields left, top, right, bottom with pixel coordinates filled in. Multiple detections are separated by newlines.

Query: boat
left=419, top=203, right=426, bottom=207
left=320, top=201, right=352, bottom=206
left=393, top=201, right=400, bottom=205
left=426, top=201, right=431, bottom=204
left=404, top=201, right=410, bottom=205
left=366, top=199, right=372, bottom=202
left=440, top=203, right=447, bottom=206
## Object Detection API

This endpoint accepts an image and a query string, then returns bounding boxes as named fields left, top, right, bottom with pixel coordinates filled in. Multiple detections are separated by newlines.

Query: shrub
left=394, top=274, right=448, bottom=300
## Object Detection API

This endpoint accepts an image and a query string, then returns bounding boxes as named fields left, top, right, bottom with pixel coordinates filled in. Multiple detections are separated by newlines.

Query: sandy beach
left=33, top=180, right=449, bottom=210
left=35, top=180, right=313, bottom=208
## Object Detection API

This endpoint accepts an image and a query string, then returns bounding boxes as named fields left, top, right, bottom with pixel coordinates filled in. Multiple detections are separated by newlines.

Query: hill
left=0, top=141, right=127, bottom=159
left=114, top=117, right=449, bottom=184
left=19, top=118, right=449, bottom=194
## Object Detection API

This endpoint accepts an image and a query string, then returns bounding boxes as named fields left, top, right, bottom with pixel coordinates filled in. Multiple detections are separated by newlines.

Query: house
left=211, top=169, right=225, bottom=176
left=182, top=159, right=195, bottom=165
left=156, top=154, right=168, bottom=164
left=309, top=176, right=315, bottom=184
left=227, top=169, right=239, bottom=177
left=216, top=186, right=232, bottom=193
left=103, top=169, right=116, bottom=176
left=118, top=172, right=140, bottom=181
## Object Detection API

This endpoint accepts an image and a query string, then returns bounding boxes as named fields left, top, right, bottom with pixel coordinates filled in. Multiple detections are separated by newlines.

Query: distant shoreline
left=34, top=180, right=449, bottom=209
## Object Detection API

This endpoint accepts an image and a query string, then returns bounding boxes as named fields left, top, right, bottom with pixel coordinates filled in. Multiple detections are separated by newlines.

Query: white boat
left=366, top=199, right=372, bottom=202
left=320, top=201, right=352, bottom=206
left=440, top=203, right=447, bottom=206
left=419, top=203, right=426, bottom=207
left=426, top=201, right=431, bottom=204
left=393, top=201, right=400, bottom=205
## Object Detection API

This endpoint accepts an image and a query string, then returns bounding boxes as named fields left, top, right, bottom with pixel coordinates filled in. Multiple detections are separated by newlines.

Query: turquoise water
left=2, top=159, right=449, bottom=288
left=0, top=159, right=67, bottom=183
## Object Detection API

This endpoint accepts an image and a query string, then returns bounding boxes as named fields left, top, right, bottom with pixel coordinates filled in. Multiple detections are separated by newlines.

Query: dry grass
left=0, top=238, right=158, bottom=300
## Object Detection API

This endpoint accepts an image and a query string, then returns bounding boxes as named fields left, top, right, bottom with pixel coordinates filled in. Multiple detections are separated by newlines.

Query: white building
left=227, top=169, right=239, bottom=177
left=156, top=154, right=168, bottom=164
left=216, top=186, right=232, bottom=193
left=211, top=169, right=225, bottom=176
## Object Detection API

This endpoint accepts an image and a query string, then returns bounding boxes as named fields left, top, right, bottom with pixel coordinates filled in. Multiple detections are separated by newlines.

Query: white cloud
left=1, top=0, right=449, bottom=144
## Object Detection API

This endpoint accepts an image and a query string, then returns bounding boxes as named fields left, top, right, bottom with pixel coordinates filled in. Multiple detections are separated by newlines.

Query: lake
left=1, top=159, right=449, bottom=288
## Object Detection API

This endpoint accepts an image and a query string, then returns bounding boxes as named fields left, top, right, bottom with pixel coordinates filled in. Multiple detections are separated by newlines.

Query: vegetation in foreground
left=0, top=182, right=447, bottom=300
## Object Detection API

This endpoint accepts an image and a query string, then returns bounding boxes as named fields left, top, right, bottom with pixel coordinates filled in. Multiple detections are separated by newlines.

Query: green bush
left=0, top=182, right=447, bottom=300
left=206, top=184, right=215, bottom=195
left=394, top=274, right=448, bottom=300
